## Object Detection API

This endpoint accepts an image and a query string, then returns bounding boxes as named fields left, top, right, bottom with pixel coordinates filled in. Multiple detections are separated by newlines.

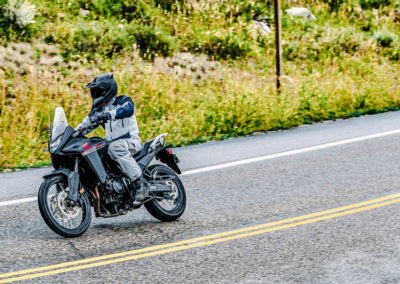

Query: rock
left=251, top=132, right=265, bottom=136
left=67, top=61, right=80, bottom=70
left=9, top=42, right=32, bottom=55
left=39, top=55, right=63, bottom=66
left=35, top=43, right=60, bottom=56
left=79, top=8, right=90, bottom=17
left=153, top=52, right=219, bottom=80
left=253, top=20, right=272, bottom=35
left=286, top=7, right=316, bottom=21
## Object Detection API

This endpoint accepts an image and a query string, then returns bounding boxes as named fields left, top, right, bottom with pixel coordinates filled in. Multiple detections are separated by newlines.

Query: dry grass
left=0, top=51, right=399, bottom=169
left=0, top=0, right=399, bottom=169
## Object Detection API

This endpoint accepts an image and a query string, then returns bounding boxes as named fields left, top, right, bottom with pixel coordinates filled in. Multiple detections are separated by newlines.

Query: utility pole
left=273, top=0, right=283, bottom=92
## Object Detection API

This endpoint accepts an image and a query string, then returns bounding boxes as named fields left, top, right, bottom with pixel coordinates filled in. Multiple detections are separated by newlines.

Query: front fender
left=43, top=168, right=80, bottom=203
left=43, top=169, right=71, bottom=179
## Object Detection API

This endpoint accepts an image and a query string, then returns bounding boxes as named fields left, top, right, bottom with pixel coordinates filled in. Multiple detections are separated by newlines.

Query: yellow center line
left=1, top=192, right=399, bottom=280
left=1, top=194, right=399, bottom=283
left=1, top=197, right=399, bottom=283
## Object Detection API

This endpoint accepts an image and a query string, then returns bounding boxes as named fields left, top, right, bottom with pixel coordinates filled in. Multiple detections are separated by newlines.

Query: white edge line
left=0, top=197, right=37, bottom=207
left=181, top=128, right=400, bottom=175
left=2, top=128, right=400, bottom=207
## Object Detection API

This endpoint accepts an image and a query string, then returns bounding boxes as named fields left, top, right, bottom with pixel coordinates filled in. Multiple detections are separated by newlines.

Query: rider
left=75, top=73, right=148, bottom=201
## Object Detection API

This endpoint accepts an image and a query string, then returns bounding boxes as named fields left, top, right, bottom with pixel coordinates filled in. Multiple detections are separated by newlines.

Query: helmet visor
left=90, top=87, right=104, bottom=100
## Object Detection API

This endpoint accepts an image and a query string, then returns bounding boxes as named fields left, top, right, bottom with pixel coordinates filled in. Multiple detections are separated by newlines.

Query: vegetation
left=0, top=0, right=399, bottom=170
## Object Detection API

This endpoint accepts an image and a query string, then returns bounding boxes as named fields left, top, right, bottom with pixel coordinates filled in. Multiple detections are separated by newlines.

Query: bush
left=67, top=21, right=135, bottom=59
left=47, top=19, right=175, bottom=60
left=360, top=0, right=392, bottom=9
left=389, top=43, right=400, bottom=61
left=90, top=0, right=136, bottom=19
left=323, top=0, right=346, bottom=12
left=187, top=30, right=252, bottom=60
left=373, top=29, right=397, bottom=47
left=0, top=0, right=36, bottom=39
left=61, top=0, right=137, bottom=20
left=126, top=23, right=176, bottom=59
left=154, top=0, right=184, bottom=11
left=224, top=0, right=270, bottom=21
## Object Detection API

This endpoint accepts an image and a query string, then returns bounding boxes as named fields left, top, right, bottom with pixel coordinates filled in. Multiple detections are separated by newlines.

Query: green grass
left=0, top=0, right=399, bottom=169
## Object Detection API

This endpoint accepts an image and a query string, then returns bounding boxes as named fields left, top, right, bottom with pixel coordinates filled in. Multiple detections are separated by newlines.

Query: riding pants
left=107, top=138, right=142, bottom=181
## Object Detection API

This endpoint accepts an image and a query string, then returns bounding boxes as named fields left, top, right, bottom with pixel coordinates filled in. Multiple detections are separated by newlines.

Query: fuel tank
left=62, top=137, right=106, bottom=156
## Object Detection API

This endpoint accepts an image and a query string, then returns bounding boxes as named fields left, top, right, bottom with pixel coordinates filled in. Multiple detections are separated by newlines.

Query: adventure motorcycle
left=38, top=107, right=186, bottom=238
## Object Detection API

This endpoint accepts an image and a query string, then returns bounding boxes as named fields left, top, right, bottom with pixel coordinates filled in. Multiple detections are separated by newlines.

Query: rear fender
left=156, top=147, right=181, bottom=174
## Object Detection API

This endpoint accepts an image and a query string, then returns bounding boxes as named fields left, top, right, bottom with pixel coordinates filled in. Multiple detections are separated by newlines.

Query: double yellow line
left=1, top=193, right=400, bottom=283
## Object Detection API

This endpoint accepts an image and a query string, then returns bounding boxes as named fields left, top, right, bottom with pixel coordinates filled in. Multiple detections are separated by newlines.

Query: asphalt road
left=1, top=112, right=400, bottom=283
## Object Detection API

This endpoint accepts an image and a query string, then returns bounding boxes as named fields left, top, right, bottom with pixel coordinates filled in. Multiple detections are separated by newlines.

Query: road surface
left=0, top=111, right=400, bottom=283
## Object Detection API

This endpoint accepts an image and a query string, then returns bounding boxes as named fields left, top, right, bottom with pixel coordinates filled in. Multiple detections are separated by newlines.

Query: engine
left=100, top=175, right=131, bottom=215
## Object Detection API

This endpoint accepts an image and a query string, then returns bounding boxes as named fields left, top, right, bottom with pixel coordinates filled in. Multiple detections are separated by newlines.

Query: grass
left=0, top=0, right=399, bottom=170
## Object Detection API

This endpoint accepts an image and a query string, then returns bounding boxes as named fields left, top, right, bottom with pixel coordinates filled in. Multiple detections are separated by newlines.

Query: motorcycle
left=38, top=106, right=186, bottom=238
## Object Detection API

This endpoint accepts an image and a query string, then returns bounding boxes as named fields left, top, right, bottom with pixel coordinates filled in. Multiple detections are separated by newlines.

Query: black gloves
left=91, top=112, right=111, bottom=124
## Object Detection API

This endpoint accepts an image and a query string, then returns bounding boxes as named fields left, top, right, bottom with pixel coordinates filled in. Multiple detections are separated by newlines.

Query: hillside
left=0, top=0, right=399, bottom=169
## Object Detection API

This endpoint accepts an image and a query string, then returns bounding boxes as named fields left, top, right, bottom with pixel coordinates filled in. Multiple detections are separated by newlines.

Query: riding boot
left=134, top=175, right=148, bottom=201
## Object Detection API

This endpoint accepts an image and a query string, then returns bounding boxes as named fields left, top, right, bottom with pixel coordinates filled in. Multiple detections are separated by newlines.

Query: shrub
left=91, top=0, right=136, bottom=19
left=126, top=23, right=176, bottom=59
left=154, top=0, right=185, bottom=11
left=323, top=0, right=346, bottom=12
left=389, top=43, right=400, bottom=61
left=0, top=0, right=36, bottom=39
left=62, top=0, right=137, bottom=20
left=2, top=0, right=35, bottom=27
left=50, top=20, right=175, bottom=60
left=373, top=29, right=397, bottom=47
left=69, top=21, right=135, bottom=58
left=283, top=42, right=299, bottom=61
left=224, top=0, right=270, bottom=21
left=360, top=0, right=392, bottom=9
left=187, top=30, right=252, bottom=60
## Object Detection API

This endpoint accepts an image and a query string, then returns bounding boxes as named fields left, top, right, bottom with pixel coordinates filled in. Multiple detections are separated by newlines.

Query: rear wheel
left=144, top=165, right=186, bottom=221
left=38, top=175, right=91, bottom=238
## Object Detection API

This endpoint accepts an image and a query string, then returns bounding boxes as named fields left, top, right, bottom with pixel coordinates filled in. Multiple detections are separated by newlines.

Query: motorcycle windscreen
left=50, top=107, right=69, bottom=152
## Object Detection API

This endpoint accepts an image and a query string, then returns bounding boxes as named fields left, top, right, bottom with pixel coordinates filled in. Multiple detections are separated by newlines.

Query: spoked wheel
left=144, top=165, right=186, bottom=221
left=38, top=175, right=91, bottom=238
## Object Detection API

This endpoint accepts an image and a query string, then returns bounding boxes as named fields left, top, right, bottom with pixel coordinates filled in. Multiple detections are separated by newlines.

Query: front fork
left=67, top=158, right=80, bottom=203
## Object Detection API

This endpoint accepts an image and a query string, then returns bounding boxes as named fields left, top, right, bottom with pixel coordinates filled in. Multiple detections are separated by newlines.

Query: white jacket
left=76, top=95, right=141, bottom=144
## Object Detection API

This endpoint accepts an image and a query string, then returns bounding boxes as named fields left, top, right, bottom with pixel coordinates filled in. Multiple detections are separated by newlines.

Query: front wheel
left=144, top=165, right=186, bottom=221
left=38, top=175, right=92, bottom=238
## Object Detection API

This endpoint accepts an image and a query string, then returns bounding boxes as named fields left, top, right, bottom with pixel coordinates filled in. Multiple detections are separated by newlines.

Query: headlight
left=50, top=136, right=62, bottom=153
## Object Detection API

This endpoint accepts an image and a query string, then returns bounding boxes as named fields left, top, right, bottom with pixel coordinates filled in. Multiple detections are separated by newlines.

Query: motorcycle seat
left=133, top=138, right=155, bottom=160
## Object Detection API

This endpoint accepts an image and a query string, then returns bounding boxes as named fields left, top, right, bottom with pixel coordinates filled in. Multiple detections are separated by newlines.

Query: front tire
left=38, top=175, right=92, bottom=238
left=144, top=165, right=186, bottom=221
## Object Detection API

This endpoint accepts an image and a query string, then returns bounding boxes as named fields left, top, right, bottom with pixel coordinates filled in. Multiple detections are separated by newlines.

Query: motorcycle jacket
left=76, top=95, right=141, bottom=144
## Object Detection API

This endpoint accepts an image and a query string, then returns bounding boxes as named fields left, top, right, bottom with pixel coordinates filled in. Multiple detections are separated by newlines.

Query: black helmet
left=85, top=73, right=118, bottom=106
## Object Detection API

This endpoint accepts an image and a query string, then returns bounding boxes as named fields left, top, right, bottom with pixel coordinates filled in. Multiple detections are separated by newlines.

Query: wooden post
left=273, top=0, right=283, bottom=92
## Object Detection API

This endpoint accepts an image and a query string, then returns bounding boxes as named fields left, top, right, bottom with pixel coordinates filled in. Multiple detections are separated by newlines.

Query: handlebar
left=72, top=112, right=111, bottom=137
left=72, top=122, right=98, bottom=137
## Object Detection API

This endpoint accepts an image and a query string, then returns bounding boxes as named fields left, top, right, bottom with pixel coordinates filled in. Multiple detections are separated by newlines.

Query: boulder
left=253, top=20, right=272, bottom=35
left=286, top=7, right=316, bottom=21
left=79, top=8, right=90, bottom=17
